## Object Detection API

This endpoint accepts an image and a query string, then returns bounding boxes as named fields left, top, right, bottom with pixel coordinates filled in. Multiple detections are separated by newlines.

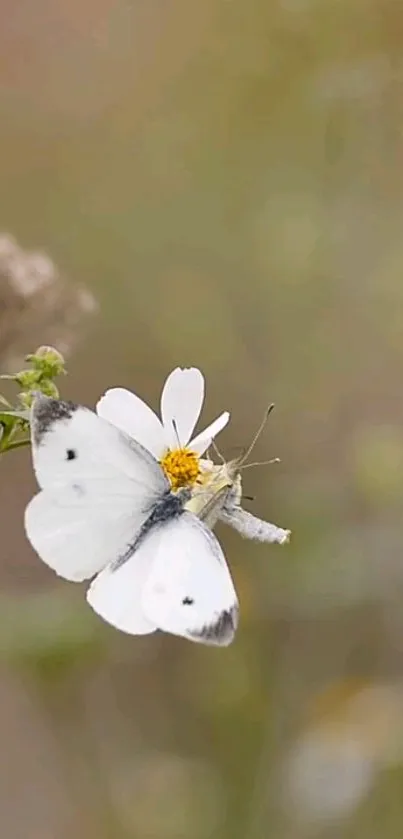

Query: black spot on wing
left=66, top=448, right=77, bottom=460
left=31, top=395, right=77, bottom=446
left=182, top=596, right=194, bottom=605
left=190, top=605, right=239, bottom=646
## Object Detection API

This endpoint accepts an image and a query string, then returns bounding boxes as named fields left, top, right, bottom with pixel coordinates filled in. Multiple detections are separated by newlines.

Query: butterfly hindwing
left=143, top=512, right=238, bottom=645
left=86, top=540, right=158, bottom=635
left=87, top=511, right=238, bottom=645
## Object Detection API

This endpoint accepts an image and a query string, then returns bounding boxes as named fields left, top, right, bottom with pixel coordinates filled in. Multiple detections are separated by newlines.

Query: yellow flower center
left=160, top=447, right=200, bottom=490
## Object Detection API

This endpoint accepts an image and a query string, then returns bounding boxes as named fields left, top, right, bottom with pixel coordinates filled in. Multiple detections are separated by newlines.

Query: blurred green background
left=2, top=0, right=403, bottom=836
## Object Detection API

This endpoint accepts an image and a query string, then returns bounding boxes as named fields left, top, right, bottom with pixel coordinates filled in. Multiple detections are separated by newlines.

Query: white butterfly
left=24, top=394, right=238, bottom=646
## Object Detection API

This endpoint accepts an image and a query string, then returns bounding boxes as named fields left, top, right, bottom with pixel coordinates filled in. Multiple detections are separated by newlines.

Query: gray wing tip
left=190, top=604, right=239, bottom=647
left=31, top=395, right=78, bottom=446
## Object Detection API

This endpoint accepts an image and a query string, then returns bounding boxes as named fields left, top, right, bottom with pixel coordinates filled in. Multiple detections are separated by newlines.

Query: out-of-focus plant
left=0, top=232, right=96, bottom=457
left=0, top=345, right=66, bottom=455
left=0, top=233, right=97, bottom=369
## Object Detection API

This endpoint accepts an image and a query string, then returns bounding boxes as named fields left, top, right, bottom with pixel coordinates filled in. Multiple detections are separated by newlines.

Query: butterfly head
left=185, top=403, right=278, bottom=519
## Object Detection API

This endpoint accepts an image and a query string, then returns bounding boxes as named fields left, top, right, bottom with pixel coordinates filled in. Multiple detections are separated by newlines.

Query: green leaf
left=0, top=412, right=24, bottom=453
left=0, top=415, right=17, bottom=433
left=0, top=437, right=31, bottom=453
left=0, top=409, right=30, bottom=421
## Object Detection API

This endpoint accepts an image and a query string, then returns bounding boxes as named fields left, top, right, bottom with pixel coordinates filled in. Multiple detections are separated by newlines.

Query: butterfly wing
left=24, top=395, right=169, bottom=581
left=86, top=540, right=159, bottom=635
left=87, top=511, right=239, bottom=645
left=86, top=542, right=158, bottom=635
left=143, top=513, right=239, bottom=645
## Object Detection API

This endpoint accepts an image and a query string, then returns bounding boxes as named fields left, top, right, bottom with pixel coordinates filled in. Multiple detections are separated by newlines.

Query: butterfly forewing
left=25, top=395, right=169, bottom=581
left=30, top=395, right=168, bottom=492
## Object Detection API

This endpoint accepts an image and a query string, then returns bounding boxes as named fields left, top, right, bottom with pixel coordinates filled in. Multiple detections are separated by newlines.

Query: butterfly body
left=188, top=456, right=290, bottom=546
left=111, top=486, right=191, bottom=571
left=187, top=457, right=242, bottom=527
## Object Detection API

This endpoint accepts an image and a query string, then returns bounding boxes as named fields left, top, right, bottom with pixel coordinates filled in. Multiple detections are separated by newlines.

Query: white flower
left=96, top=367, right=229, bottom=488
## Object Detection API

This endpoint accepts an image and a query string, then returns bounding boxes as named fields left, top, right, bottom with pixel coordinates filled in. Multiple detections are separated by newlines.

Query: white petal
left=190, top=411, right=230, bottom=455
left=96, top=388, right=166, bottom=458
left=160, top=367, right=204, bottom=449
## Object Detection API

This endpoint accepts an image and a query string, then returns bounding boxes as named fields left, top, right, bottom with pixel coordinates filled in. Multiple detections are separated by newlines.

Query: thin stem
left=0, top=437, right=30, bottom=454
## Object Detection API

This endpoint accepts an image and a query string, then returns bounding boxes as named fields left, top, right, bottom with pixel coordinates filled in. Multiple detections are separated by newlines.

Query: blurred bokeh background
left=1, top=0, right=403, bottom=836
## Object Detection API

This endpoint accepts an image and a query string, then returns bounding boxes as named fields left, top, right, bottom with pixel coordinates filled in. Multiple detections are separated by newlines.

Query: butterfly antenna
left=241, top=457, right=281, bottom=470
left=238, top=403, right=275, bottom=467
left=210, top=438, right=225, bottom=464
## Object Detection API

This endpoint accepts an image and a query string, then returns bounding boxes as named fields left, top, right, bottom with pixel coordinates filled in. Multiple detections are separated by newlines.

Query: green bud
left=26, top=346, right=66, bottom=378
left=0, top=344, right=67, bottom=456
left=18, top=391, right=34, bottom=409
left=14, top=369, right=42, bottom=388
left=35, top=380, right=60, bottom=398
left=19, top=380, right=59, bottom=407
